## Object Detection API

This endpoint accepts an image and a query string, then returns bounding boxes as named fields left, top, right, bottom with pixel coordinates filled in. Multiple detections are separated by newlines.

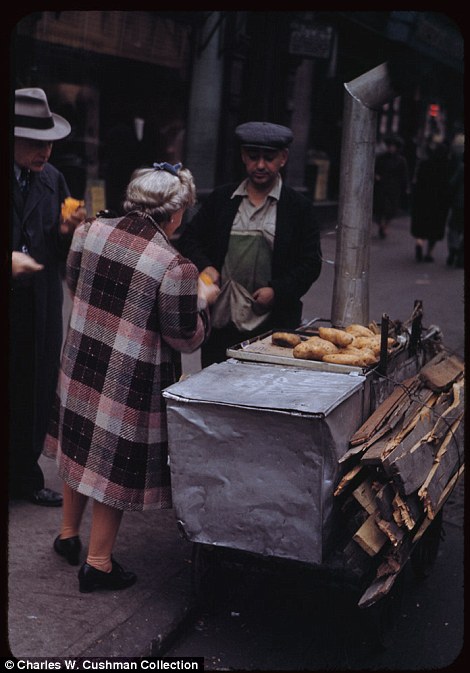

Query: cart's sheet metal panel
left=163, top=361, right=367, bottom=565
left=163, top=360, right=365, bottom=416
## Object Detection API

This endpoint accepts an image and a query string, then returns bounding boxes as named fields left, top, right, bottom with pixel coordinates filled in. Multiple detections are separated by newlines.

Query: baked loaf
left=271, top=332, right=302, bottom=348
left=318, top=326, right=354, bottom=347
left=344, top=323, right=376, bottom=338
left=352, top=335, right=395, bottom=355
left=323, top=351, right=378, bottom=367
left=293, top=336, right=339, bottom=360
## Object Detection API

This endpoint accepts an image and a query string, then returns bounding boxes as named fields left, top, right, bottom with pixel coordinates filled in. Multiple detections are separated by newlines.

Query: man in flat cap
left=11, top=87, right=86, bottom=505
left=177, top=121, right=322, bottom=367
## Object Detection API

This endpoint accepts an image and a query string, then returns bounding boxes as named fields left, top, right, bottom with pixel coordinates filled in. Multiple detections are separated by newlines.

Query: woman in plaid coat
left=43, top=163, right=219, bottom=592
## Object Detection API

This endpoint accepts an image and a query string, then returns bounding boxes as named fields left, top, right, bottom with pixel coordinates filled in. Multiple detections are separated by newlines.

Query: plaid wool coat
left=43, top=211, right=209, bottom=510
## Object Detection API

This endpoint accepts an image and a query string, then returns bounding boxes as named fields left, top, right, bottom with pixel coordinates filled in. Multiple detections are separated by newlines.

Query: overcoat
left=44, top=212, right=209, bottom=511
left=11, top=163, right=70, bottom=458
left=411, top=155, right=451, bottom=241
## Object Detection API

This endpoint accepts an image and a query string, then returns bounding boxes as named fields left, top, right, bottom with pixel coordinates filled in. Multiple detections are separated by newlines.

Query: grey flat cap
left=235, top=121, right=293, bottom=149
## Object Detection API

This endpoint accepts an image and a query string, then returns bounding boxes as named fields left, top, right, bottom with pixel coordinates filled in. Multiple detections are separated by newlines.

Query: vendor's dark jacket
left=11, top=163, right=71, bottom=454
left=176, top=182, right=322, bottom=328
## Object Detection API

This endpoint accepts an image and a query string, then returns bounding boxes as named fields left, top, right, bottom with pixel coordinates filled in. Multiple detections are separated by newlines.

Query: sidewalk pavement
left=6, top=212, right=465, bottom=660
left=7, top=453, right=195, bottom=659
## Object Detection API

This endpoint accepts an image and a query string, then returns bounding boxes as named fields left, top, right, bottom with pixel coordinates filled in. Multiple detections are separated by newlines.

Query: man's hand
left=12, top=251, right=44, bottom=278
left=60, top=205, right=87, bottom=236
left=252, top=286, right=274, bottom=315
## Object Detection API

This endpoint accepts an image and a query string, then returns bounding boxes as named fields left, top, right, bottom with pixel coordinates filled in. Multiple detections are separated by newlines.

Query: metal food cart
left=162, top=315, right=453, bottom=644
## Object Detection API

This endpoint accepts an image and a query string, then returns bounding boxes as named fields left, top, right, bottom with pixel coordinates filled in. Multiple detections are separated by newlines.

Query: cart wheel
left=365, top=569, right=405, bottom=650
left=410, top=509, right=444, bottom=580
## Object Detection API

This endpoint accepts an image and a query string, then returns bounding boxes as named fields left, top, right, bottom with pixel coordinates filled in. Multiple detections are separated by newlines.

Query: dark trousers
left=9, top=286, right=45, bottom=496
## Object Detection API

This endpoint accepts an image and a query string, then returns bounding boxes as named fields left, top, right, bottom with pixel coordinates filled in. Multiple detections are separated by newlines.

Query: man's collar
left=231, top=174, right=283, bottom=200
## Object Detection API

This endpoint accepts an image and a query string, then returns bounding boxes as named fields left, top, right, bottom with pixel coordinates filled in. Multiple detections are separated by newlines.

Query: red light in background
left=429, top=104, right=440, bottom=117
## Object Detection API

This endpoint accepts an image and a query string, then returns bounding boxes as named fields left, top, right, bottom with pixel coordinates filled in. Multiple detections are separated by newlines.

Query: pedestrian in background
left=176, top=121, right=322, bottom=367
left=446, top=135, right=464, bottom=268
left=373, top=134, right=410, bottom=239
left=43, top=163, right=219, bottom=592
left=410, top=142, right=451, bottom=262
left=11, top=87, right=86, bottom=506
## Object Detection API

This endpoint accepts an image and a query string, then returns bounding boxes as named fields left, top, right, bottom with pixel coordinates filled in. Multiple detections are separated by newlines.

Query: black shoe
left=415, top=244, right=423, bottom=262
left=78, top=558, right=137, bottom=593
left=54, top=535, right=82, bottom=566
left=28, top=488, right=63, bottom=507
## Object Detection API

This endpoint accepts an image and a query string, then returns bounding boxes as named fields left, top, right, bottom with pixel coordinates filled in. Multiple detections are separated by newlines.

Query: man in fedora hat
left=176, top=120, right=322, bottom=366
left=11, top=87, right=85, bottom=506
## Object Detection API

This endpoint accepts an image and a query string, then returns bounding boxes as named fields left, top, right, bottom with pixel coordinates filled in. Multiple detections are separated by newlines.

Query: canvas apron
left=211, top=231, right=272, bottom=332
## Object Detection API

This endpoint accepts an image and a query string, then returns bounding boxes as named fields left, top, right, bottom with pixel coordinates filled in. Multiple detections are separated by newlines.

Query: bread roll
left=271, top=332, right=302, bottom=348
left=352, top=335, right=380, bottom=349
left=293, top=337, right=339, bottom=360
left=343, top=345, right=377, bottom=360
left=344, top=324, right=375, bottom=338
left=322, top=352, right=377, bottom=367
left=352, top=335, right=395, bottom=355
left=318, top=327, right=354, bottom=347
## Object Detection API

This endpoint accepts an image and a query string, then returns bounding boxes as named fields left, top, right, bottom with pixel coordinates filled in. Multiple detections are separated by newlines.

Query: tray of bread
left=226, top=322, right=398, bottom=374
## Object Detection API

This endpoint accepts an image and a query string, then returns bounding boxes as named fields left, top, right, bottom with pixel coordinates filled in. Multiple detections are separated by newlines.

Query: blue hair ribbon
left=152, top=162, right=182, bottom=176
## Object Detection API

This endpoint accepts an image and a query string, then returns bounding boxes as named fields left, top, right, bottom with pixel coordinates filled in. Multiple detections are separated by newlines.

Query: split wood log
left=374, top=482, right=396, bottom=521
left=339, top=428, right=389, bottom=463
left=427, top=380, right=464, bottom=443
left=352, top=514, right=388, bottom=556
left=418, top=352, right=464, bottom=392
left=392, top=491, right=423, bottom=530
left=387, top=439, right=435, bottom=496
left=375, top=515, right=406, bottom=546
left=352, top=478, right=379, bottom=514
left=381, top=391, right=438, bottom=460
left=357, top=573, right=398, bottom=608
left=348, top=376, right=420, bottom=446
left=333, top=464, right=363, bottom=496
left=413, top=465, right=464, bottom=544
left=361, top=388, right=436, bottom=466
left=376, top=538, right=412, bottom=578
left=418, top=417, right=464, bottom=518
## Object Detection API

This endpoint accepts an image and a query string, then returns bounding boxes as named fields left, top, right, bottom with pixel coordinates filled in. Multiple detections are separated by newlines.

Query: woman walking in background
left=410, top=142, right=451, bottom=262
left=373, top=134, right=410, bottom=239
left=446, top=137, right=464, bottom=268
left=43, top=163, right=219, bottom=592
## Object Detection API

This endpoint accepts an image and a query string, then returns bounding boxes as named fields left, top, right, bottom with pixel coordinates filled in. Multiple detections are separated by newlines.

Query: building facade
left=12, top=10, right=464, bottom=212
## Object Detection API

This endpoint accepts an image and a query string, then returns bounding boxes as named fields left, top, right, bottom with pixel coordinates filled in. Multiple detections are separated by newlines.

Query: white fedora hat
left=15, top=88, right=71, bottom=141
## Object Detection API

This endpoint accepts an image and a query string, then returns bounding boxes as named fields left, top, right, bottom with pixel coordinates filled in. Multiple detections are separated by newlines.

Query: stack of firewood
left=333, top=350, right=465, bottom=607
